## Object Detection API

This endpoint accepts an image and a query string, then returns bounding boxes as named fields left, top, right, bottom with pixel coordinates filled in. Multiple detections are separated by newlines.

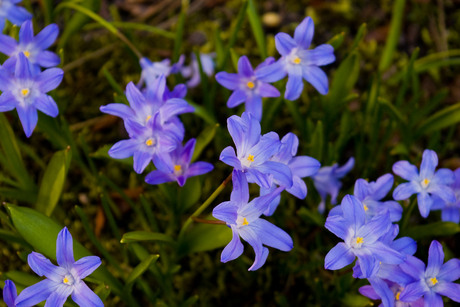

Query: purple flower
left=0, top=0, right=32, bottom=31
left=360, top=280, right=424, bottom=307
left=0, top=53, right=63, bottom=137
left=145, top=138, right=214, bottom=186
left=399, top=240, right=460, bottom=306
left=108, top=115, right=178, bottom=174
left=215, top=56, right=280, bottom=121
left=100, top=78, right=193, bottom=141
left=0, top=20, right=60, bottom=73
left=392, top=149, right=455, bottom=218
left=219, top=112, right=293, bottom=189
left=312, top=157, right=354, bottom=213
left=212, top=170, right=293, bottom=271
left=3, top=280, right=17, bottom=307
left=255, top=16, right=335, bottom=100
left=261, top=132, right=320, bottom=215
left=330, top=174, right=402, bottom=222
left=431, top=168, right=460, bottom=223
left=137, top=56, right=183, bottom=89
left=181, top=53, right=215, bottom=88
left=324, top=195, right=404, bottom=278
left=15, top=227, right=103, bottom=307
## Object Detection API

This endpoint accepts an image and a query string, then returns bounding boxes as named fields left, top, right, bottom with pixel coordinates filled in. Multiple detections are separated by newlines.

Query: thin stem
left=191, top=217, right=226, bottom=225
left=178, top=172, right=232, bottom=239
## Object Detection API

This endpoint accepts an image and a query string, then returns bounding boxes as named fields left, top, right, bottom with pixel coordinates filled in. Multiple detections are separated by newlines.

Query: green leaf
left=326, top=32, right=345, bottom=50
left=173, top=1, right=188, bottom=62
left=36, top=147, right=72, bottom=216
left=416, top=102, right=460, bottom=136
left=341, top=293, right=372, bottom=307
left=192, top=124, right=219, bottom=162
left=297, top=207, right=325, bottom=227
left=401, top=222, right=460, bottom=240
left=5, top=204, right=130, bottom=303
left=86, top=21, right=175, bottom=39
left=125, top=254, right=159, bottom=287
left=247, top=0, right=267, bottom=59
left=121, top=231, right=176, bottom=245
left=310, top=121, right=324, bottom=161
left=378, top=0, right=406, bottom=72
left=0, top=113, right=35, bottom=190
left=178, top=177, right=202, bottom=212
left=177, top=222, right=231, bottom=257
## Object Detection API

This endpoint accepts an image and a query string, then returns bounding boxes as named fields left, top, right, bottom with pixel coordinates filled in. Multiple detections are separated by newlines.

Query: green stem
left=401, top=198, right=417, bottom=231
left=178, top=172, right=232, bottom=239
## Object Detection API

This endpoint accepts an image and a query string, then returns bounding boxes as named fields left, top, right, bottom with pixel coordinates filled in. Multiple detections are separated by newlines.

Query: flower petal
left=73, top=256, right=101, bottom=279
left=15, top=52, right=32, bottom=80
left=425, top=240, right=444, bottom=278
left=71, top=281, right=104, bottom=307
left=38, top=68, right=64, bottom=93
left=245, top=94, right=262, bottom=122
left=275, top=33, right=297, bottom=56
left=3, top=280, right=17, bottom=307
left=305, top=44, right=335, bottom=66
left=133, top=151, right=152, bottom=174
left=250, top=219, right=293, bottom=251
left=145, top=170, right=173, bottom=185
left=227, top=89, right=247, bottom=108
left=256, top=161, right=293, bottom=188
left=212, top=201, right=238, bottom=225
left=215, top=72, right=240, bottom=90
left=0, top=34, right=18, bottom=55
left=325, top=215, right=349, bottom=240
left=399, top=280, right=428, bottom=303
left=0, top=92, right=18, bottom=111
left=125, top=81, right=146, bottom=112
left=368, top=242, right=404, bottom=265
left=17, top=104, right=38, bottom=138
left=288, top=156, right=321, bottom=178
left=15, top=279, right=58, bottom=307
left=35, top=94, right=59, bottom=117
left=341, top=194, right=366, bottom=234
left=28, top=252, right=66, bottom=282
left=368, top=278, right=394, bottom=307
left=438, top=258, right=460, bottom=282
left=324, top=242, right=355, bottom=270
left=44, top=284, right=73, bottom=307
left=294, top=16, right=314, bottom=49
left=417, top=192, right=433, bottom=218
left=392, top=182, right=420, bottom=201
left=56, top=227, right=75, bottom=268
left=285, top=71, right=304, bottom=101
left=400, top=255, right=426, bottom=280
left=36, top=50, right=61, bottom=67
left=219, top=146, right=242, bottom=169
left=238, top=227, right=269, bottom=271
left=424, top=290, right=443, bottom=307
left=420, top=149, right=438, bottom=179
left=434, top=282, right=460, bottom=302
left=302, top=66, right=329, bottom=95
left=221, top=226, right=244, bottom=262
left=237, top=55, right=254, bottom=77
left=254, top=60, right=286, bottom=83
left=256, top=82, right=280, bottom=98
left=100, top=103, right=135, bottom=120
left=286, top=176, right=307, bottom=199
left=187, top=161, right=214, bottom=178
left=230, top=170, right=249, bottom=205
left=33, top=23, right=59, bottom=50
left=392, top=160, right=419, bottom=181
left=19, top=20, right=33, bottom=43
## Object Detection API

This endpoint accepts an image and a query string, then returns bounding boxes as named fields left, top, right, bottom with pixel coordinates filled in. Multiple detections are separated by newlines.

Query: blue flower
left=392, top=149, right=455, bottom=218
left=0, top=20, right=60, bottom=73
left=330, top=174, right=403, bottom=222
left=100, top=78, right=193, bottom=141
left=312, top=157, right=354, bottom=213
left=261, top=132, right=320, bottom=215
left=181, top=53, right=215, bottom=88
left=212, top=170, right=293, bottom=271
left=138, top=56, right=183, bottom=89
left=219, top=112, right=293, bottom=189
left=15, top=227, right=103, bottom=307
left=360, top=280, right=424, bottom=307
left=108, top=115, right=179, bottom=174
left=0, top=0, right=32, bottom=31
left=255, top=16, right=335, bottom=100
left=399, top=240, right=460, bottom=306
left=324, top=195, right=404, bottom=278
left=215, top=56, right=280, bottom=121
left=431, top=168, right=460, bottom=223
left=3, top=280, right=17, bottom=307
left=145, top=138, right=214, bottom=186
left=0, top=53, right=63, bottom=137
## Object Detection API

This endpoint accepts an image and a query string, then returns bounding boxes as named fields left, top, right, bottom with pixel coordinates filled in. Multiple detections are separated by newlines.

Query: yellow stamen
left=247, top=154, right=254, bottom=162
left=174, top=165, right=182, bottom=172
left=23, top=51, right=30, bottom=58
left=395, top=291, right=401, bottom=300
left=293, top=57, right=301, bottom=64
left=146, top=115, right=152, bottom=122
left=21, top=88, right=30, bottom=97
left=246, top=81, right=255, bottom=89
left=242, top=217, right=249, bottom=226
left=356, top=237, right=364, bottom=244
left=430, top=277, right=438, bottom=285
left=422, top=178, right=430, bottom=188
left=145, top=139, right=154, bottom=146
left=363, top=205, right=369, bottom=211
left=63, top=277, right=69, bottom=284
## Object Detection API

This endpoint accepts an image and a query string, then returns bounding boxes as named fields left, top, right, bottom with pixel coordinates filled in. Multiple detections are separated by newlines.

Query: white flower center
left=62, top=274, right=75, bottom=286
left=421, top=178, right=430, bottom=189
left=351, top=236, right=364, bottom=248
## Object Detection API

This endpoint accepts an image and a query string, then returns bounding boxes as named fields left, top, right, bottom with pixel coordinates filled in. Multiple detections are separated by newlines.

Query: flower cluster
left=100, top=70, right=213, bottom=186
left=324, top=149, right=460, bottom=306
left=0, top=16, right=62, bottom=137
left=3, top=227, right=102, bottom=307
left=216, top=16, right=335, bottom=121
left=0, top=0, right=31, bottom=31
